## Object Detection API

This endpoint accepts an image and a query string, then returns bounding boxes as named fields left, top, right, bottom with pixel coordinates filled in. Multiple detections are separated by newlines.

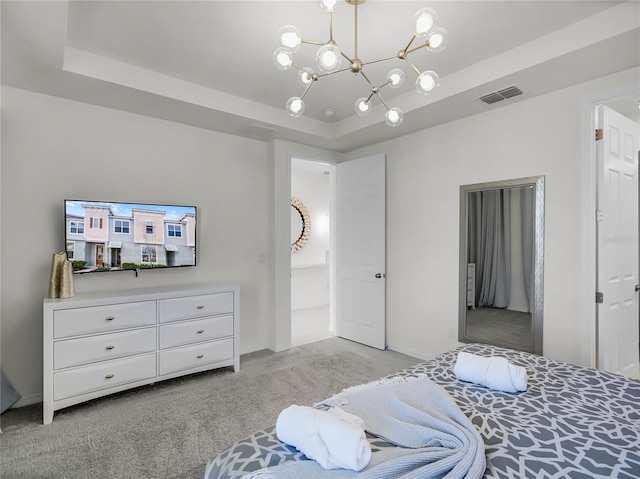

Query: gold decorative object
left=291, top=196, right=312, bottom=253
left=48, top=251, right=75, bottom=299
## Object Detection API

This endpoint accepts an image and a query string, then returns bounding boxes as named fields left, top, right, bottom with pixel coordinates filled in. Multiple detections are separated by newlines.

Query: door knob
left=635, top=284, right=639, bottom=292
left=375, top=273, right=385, bottom=279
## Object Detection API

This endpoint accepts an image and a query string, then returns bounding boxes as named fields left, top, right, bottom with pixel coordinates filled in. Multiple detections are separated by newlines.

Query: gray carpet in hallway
left=0, top=337, right=420, bottom=479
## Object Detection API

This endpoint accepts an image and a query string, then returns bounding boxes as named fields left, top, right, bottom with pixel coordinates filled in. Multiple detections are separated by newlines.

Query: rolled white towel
left=275, top=405, right=371, bottom=471
left=327, top=406, right=365, bottom=430
left=454, top=351, right=527, bottom=393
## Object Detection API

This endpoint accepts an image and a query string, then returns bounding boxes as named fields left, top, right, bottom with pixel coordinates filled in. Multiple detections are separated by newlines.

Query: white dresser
left=43, top=283, right=239, bottom=425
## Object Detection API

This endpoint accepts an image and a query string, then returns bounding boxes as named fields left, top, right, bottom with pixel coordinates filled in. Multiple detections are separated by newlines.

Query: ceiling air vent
left=478, top=85, right=524, bottom=105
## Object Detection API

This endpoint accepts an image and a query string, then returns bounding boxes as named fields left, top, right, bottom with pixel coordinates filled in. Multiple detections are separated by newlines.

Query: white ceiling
left=2, top=1, right=639, bottom=152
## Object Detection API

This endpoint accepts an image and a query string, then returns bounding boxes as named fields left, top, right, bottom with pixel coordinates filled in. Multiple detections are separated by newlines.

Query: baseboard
left=12, top=392, right=42, bottom=408
left=239, top=342, right=269, bottom=356
left=385, top=343, right=433, bottom=362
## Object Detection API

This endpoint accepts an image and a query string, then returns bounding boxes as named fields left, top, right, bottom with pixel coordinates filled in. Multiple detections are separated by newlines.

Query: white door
left=596, top=104, right=639, bottom=379
left=336, top=154, right=386, bottom=349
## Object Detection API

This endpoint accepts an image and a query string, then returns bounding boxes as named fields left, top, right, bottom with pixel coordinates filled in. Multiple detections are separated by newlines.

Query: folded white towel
left=275, top=405, right=371, bottom=471
left=454, top=351, right=527, bottom=393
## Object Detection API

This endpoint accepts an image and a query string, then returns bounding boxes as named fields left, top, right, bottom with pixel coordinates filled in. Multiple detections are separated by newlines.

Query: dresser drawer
left=53, top=353, right=156, bottom=401
left=54, top=327, right=156, bottom=370
left=54, top=301, right=157, bottom=339
left=159, top=315, right=233, bottom=349
left=158, top=293, right=233, bottom=323
left=159, top=338, right=233, bottom=376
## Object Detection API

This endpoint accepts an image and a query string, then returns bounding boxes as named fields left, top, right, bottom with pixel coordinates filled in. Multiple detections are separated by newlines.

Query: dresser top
left=44, top=282, right=239, bottom=309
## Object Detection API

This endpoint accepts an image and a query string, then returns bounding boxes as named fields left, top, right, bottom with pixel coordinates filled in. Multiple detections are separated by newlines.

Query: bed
left=204, top=343, right=640, bottom=479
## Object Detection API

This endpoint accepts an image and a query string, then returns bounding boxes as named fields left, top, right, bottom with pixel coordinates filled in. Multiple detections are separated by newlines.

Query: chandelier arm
left=299, top=81, right=315, bottom=100
left=365, top=92, right=375, bottom=103
left=317, top=66, right=352, bottom=78
left=329, top=11, right=334, bottom=43
left=354, top=1, right=359, bottom=59
left=403, top=35, right=418, bottom=54
left=402, top=56, right=422, bottom=76
left=341, top=51, right=355, bottom=63
left=360, top=55, right=399, bottom=67
left=376, top=91, right=391, bottom=111
left=405, top=43, right=428, bottom=56
left=359, top=70, right=375, bottom=88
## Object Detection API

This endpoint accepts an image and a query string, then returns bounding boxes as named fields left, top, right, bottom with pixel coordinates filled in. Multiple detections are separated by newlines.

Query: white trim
left=385, top=343, right=434, bottom=362
left=11, top=392, right=43, bottom=408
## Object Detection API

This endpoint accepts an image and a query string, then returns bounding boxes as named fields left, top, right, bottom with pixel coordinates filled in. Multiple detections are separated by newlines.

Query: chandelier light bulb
left=298, top=68, right=315, bottom=87
left=415, top=70, right=440, bottom=95
left=355, top=97, right=372, bottom=116
left=286, top=97, right=305, bottom=117
left=279, top=25, right=302, bottom=53
left=320, top=0, right=340, bottom=13
left=273, top=47, right=293, bottom=70
left=385, top=107, right=403, bottom=127
left=387, top=68, right=405, bottom=88
left=316, top=44, right=342, bottom=73
left=414, top=7, right=437, bottom=37
left=426, top=27, right=448, bottom=52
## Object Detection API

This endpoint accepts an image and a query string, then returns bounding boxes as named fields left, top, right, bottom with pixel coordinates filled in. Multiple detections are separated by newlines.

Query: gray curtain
left=467, top=189, right=511, bottom=308
left=520, top=187, right=534, bottom=312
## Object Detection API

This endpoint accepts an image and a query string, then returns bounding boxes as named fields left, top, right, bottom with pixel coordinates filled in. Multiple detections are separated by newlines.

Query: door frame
left=582, top=81, right=640, bottom=369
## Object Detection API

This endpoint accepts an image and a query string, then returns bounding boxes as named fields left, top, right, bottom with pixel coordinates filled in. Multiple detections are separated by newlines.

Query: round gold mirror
left=291, top=197, right=311, bottom=253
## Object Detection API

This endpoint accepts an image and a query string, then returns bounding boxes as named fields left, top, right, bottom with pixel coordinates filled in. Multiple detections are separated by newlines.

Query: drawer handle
left=105, top=316, right=115, bottom=321
left=197, top=354, right=204, bottom=359
left=105, top=374, right=114, bottom=379
left=105, top=345, right=115, bottom=350
left=197, top=329, right=204, bottom=334
left=196, top=305, right=204, bottom=310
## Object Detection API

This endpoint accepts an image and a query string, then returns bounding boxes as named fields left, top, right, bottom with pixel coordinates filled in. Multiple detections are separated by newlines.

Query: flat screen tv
left=64, top=199, right=197, bottom=274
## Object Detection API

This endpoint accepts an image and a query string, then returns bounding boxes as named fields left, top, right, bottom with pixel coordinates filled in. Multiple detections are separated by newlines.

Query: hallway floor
left=291, top=304, right=333, bottom=347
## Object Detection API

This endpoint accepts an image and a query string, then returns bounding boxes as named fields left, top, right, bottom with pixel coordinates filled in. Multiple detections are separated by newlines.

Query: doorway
left=110, top=248, right=122, bottom=268
left=95, top=244, right=104, bottom=267
left=290, top=158, right=334, bottom=347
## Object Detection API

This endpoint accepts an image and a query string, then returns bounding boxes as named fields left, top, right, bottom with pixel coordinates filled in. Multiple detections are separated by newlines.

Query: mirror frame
left=458, top=175, right=545, bottom=355
left=291, top=196, right=312, bottom=253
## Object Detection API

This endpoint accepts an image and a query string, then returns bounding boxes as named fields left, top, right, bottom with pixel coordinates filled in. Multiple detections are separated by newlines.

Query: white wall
left=291, top=159, right=331, bottom=310
left=343, top=68, right=640, bottom=368
left=0, top=86, right=271, bottom=404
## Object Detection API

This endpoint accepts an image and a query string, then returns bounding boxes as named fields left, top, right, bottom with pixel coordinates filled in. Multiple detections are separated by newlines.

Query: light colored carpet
left=0, top=337, right=420, bottom=479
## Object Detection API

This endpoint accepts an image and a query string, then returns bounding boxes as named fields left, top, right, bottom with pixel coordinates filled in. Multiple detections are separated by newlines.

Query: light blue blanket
left=243, top=376, right=486, bottom=479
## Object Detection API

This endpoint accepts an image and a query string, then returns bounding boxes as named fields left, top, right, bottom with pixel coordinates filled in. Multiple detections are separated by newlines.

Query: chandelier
left=273, top=0, right=447, bottom=127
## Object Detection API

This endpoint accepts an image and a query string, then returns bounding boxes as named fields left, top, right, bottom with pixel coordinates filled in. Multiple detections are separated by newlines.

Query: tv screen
left=64, top=200, right=197, bottom=274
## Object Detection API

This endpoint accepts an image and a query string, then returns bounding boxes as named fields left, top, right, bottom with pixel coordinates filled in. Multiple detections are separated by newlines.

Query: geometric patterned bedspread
left=204, top=343, right=640, bottom=479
